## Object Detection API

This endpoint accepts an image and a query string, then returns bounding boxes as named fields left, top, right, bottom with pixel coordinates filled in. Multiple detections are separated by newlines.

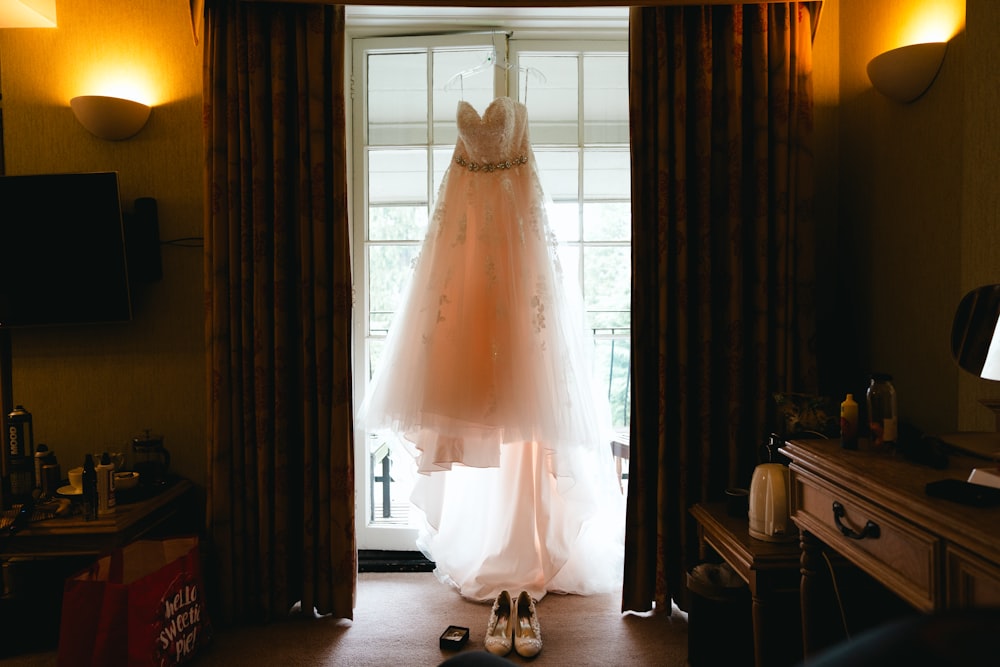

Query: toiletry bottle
left=33, top=444, right=50, bottom=491
left=96, top=452, right=116, bottom=516
left=6, top=405, right=35, bottom=503
left=82, top=454, right=98, bottom=521
left=867, top=373, right=898, bottom=447
left=840, top=394, right=859, bottom=450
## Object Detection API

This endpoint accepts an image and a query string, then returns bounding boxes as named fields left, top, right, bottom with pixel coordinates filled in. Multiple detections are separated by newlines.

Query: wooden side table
left=690, top=502, right=803, bottom=667
left=0, top=478, right=200, bottom=655
left=1, top=477, right=198, bottom=557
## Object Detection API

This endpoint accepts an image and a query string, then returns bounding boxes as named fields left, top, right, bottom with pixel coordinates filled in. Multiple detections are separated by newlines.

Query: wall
left=0, top=1, right=206, bottom=483
left=836, top=0, right=991, bottom=435
left=810, top=0, right=841, bottom=397
left=959, top=0, right=1000, bottom=429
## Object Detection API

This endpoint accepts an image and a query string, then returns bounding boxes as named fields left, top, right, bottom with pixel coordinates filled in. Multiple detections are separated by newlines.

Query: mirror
left=951, top=284, right=1000, bottom=381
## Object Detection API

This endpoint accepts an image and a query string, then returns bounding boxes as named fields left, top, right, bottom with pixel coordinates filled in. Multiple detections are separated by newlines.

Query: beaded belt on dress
left=455, top=154, right=528, bottom=173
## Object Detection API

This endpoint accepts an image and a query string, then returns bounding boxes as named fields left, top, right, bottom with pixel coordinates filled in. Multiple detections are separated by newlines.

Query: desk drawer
left=947, top=545, right=1000, bottom=608
left=790, top=466, right=940, bottom=611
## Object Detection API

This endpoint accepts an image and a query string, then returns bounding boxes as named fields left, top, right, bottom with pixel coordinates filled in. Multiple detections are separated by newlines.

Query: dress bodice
left=455, top=97, right=529, bottom=165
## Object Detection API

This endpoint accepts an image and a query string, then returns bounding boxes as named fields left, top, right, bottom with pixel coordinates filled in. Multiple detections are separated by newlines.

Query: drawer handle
left=832, top=501, right=881, bottom=540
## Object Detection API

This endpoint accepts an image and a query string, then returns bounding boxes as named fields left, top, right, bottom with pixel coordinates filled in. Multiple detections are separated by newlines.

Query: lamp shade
left=866, top=42, right=948, bottom=103
left=70, top=95, right=151, bottom=141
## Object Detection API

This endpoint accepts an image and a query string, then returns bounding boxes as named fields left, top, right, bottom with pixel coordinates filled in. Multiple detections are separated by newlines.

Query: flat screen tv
left=0, top=171, right=133, bottom=328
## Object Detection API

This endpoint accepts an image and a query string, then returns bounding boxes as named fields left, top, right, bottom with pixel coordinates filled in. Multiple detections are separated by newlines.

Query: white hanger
left=443, top=33, right=546, bottom=101
left=444, top=48, right=505, bottom=92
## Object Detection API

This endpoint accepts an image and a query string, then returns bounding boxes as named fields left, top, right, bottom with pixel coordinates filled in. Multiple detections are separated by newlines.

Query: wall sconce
left=867, top=42, right=948, bottom=103
left=70, top=95, right=152, bottom=141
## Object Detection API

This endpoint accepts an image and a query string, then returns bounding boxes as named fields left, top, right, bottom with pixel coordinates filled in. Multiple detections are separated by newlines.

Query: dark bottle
left=82, top=454, right=98, bottom=521
left=867, top=373, right=898, bottom=447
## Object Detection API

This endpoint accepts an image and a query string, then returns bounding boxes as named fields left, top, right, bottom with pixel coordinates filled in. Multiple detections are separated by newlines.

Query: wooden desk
left=782, top=439, right=1000, bottom=657
left=690, top=502, right=803, bottom=667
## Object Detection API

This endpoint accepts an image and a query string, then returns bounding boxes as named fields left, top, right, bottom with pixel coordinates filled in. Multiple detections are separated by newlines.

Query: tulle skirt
left=357, top=152, right=624, bottom=601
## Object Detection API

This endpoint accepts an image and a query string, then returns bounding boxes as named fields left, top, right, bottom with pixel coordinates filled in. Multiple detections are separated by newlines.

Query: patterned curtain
left=202, top=1, right=355, bottom=624
left=624, top=2, right=821, bottom=613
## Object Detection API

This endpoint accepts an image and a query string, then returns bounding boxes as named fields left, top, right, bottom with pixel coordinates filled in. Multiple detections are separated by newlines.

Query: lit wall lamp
left=0, top=0, right=56, bottom=27
left=867, top=42, right=948, bottom=104
left=70, top=95, right=152, bottom=141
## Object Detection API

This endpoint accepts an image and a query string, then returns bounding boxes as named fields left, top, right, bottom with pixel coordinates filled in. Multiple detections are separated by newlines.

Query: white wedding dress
left=357, top=96, right=624, bottom=602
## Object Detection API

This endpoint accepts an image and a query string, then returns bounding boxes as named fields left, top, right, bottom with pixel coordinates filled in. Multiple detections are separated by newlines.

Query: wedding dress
left=358, top=96, right=624, bottom=602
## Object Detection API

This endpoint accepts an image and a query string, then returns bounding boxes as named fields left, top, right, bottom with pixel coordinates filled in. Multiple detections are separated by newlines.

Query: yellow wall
left=834, top=0, right=1000, bottom=435
left=0, top=0, right=205, bottom=482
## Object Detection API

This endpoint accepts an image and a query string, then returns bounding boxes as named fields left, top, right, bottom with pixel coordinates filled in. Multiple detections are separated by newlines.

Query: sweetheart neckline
left=457, top=96, right=524, bottom=122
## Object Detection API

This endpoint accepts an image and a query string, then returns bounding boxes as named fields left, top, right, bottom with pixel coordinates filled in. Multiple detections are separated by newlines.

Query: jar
left=867, top=373, right=898, bottom=447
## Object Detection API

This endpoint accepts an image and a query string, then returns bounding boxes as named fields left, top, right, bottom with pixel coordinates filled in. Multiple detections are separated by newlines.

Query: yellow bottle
left=840, top=393, right=859, bottom=450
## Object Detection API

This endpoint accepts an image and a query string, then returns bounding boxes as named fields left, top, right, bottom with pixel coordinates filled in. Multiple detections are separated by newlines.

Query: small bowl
left=114, top=471, right=140, bottom=490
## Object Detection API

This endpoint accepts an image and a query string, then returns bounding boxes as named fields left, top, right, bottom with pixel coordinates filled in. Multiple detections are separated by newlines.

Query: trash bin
left=686, top=561, right=753, bottom=666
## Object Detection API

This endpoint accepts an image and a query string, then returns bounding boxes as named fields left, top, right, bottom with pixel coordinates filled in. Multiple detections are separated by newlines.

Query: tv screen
left=0, top=171, right=133, bottom=328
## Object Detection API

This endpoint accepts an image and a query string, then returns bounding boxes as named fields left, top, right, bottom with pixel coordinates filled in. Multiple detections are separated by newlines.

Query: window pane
left=583, top=148, right=630, bottom=199
left=433, top=48, right=494, bottom=144
left=583, top=54, right=629, bottom=144
left=534, top=149, right=579, bottom=201
left=369, top=206, right=429, bottom=242
left=432, top=147, right=455, bottom=204
left=583, top=202, right=631, bottom=242
left=369, top=149, right=428, bottom=205
left=367, top=338, right=386, bottom=382
left=368, top=52, right=428, bottom=145
left=583, top=245, right=631, bottom=329
left=368, top=244, right=421, bottom=332
left=593, top=337, right=631, bottom=429
left=556, top=244, right=581, bottom=294
left=520, top=55, right=578, bottom=144
left=548, top=202, right=580, bottom=243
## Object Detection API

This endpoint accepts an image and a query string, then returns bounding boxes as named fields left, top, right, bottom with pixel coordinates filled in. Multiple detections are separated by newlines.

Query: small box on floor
left=440, top=625, right=470, bottom=650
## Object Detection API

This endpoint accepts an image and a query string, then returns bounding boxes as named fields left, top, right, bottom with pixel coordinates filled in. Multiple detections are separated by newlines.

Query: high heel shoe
left=513, top=590, right=542, bottom=658
left=484, top=590, right=514, bottom=656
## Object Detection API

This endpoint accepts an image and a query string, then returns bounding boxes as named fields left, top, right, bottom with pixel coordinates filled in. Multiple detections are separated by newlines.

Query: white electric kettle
left=748, top=462, right=796, bottom=542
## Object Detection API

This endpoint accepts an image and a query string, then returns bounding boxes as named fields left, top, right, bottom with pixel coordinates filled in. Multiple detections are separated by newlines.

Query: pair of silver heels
left=484, top=590, right=542, bottom=658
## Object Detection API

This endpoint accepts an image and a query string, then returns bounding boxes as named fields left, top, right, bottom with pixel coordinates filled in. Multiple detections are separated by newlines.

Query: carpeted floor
left=4, top=572, right=689, bottom=666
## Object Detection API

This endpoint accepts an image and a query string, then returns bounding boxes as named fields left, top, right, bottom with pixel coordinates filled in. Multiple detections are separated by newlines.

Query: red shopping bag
left=57, top=536, right=212, bottom=667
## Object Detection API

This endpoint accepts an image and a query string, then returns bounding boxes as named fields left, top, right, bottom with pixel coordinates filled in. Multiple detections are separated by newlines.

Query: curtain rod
left=242, top=1, right=798, bottom=5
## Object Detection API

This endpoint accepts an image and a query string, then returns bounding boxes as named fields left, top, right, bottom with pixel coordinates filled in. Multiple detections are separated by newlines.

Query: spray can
left=96, top=452, right=116, bottom=516
left=6, top=405, right=35, bottom=503
left=34, top=444, right=54, bottom=491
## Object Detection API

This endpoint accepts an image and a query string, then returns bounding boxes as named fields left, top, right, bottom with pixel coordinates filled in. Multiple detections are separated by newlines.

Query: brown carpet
left=4, top=572, right=689, bottom=666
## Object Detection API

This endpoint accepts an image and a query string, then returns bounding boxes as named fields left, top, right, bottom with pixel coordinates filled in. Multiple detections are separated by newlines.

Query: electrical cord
left=822, top=549, right=851, bottom=640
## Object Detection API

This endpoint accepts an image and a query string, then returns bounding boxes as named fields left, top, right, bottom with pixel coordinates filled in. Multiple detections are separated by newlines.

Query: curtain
left=624, top=2, right=820, bottom=613
left=202, top=1, right=355, bottom=625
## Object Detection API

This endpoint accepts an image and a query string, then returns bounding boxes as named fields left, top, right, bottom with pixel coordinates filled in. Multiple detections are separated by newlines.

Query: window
left=351, top=32, right=630, bottom=550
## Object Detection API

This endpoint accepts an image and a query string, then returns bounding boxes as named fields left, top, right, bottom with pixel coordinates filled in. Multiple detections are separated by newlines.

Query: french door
left=351, top=33, right=630, bottom=551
